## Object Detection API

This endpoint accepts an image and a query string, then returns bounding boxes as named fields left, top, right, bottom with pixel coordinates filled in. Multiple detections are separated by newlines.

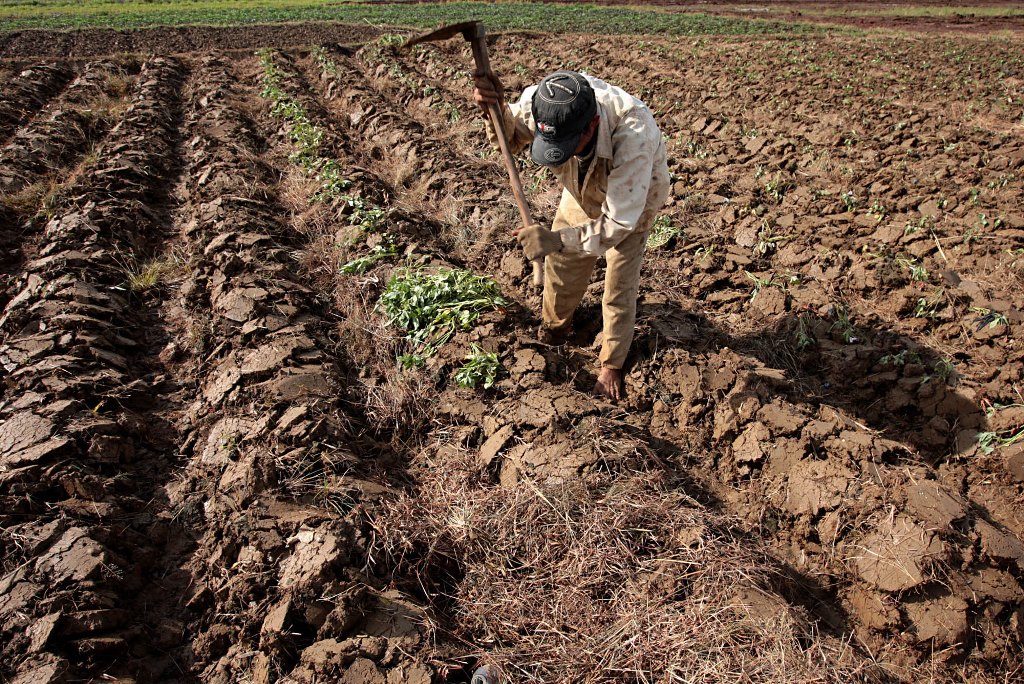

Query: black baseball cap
left=531, top=71, right=597, bottom=168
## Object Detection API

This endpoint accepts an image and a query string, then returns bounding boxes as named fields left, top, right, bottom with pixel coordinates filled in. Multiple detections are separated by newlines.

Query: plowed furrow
left=0, top=62, right=73, bottom=143
left=306, top=51, right=531, bottom=269
left=0, top=59, right=134, bottom=265
left=0, top=57, right=186, bottom=683
left=164, top=55, right=425, bottom=681
left=0, top=60, right=129, bottom=198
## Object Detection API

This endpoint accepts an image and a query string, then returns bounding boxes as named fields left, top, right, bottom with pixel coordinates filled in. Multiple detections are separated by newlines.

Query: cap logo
left=537, top=73, right=581, bottom=104
left=543, top=149, right=564, bottom=163
left=537, top=121, right=557, bottom=136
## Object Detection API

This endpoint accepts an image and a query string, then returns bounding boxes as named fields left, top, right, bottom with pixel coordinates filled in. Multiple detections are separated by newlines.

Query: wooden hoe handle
left=469, top=29, right=544, bottom=287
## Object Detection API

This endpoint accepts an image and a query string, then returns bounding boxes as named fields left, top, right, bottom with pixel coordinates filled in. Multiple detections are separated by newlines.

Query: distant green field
left=0, top=0, right=820, bottom=34
left=822, top=5, right=1024, bottom=18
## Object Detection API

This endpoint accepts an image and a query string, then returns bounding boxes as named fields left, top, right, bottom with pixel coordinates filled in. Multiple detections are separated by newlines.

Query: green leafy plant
left=257, top=49, right=350, bottom=203
left=830, top=304, right=860, bottom=343
left=753, top=223, right=789, bottom=256
left=378, top=267, right=508, bottom=358
left=795, top=312, right=817, bottom=351
left=977, top=427, right=1024, bottom=455
left=840, top=190, right=858, bottom=212
left=744, top=270, right=779, bottom=301
left=895, top=255, right=928, bottom=282
left=454, top=344, right=502, bottom=389
left=970, top=307, right=1009, bottom=329
left=646, top=215, right=680, bottom=249
left=340, top=242, right=398, bottom=275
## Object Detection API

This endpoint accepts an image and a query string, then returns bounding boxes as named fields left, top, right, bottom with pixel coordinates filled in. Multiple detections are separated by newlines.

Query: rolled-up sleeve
left=560, top=108, right=659, bottom=256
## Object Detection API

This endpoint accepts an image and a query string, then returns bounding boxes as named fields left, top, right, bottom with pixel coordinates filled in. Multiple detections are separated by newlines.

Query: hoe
left=404, top=21, right=545, bottom=287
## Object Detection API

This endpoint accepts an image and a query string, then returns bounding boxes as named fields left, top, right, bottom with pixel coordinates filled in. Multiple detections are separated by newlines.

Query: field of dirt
left=1, top=15, right=1023, bottom=684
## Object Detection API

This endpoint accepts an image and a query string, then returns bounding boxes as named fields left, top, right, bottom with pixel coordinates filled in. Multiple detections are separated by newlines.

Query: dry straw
left=373, top=458, right=868, bottom=683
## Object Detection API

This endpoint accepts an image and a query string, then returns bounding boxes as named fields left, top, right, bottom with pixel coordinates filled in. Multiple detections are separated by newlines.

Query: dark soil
left=0, top=12, right=1022, bottom=684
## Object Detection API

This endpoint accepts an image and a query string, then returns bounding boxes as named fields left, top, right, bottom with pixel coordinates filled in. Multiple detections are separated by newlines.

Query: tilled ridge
left=309, top=49, right=525, bottom=270
left=0, top=62, right=73, bottom=143
left=164, top=56, right=431, bottom=683
left=0, top=57, right=185, bottom=682
left=0, top=59, right=128, bottom=198
left=0, top=59, right=134, bottom=270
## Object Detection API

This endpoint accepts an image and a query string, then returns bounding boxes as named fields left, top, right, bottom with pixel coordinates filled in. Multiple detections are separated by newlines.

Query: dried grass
left=373, top=460, right=871, bottom=683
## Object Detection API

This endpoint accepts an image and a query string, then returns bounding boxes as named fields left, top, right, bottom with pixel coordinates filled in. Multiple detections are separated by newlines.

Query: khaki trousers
left=542, top=190, right=660, bottom=369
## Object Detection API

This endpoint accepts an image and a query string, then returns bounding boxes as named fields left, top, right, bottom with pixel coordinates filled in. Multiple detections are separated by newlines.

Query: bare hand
left=594, top=367, right=623, bottom=402
left=472, top=70, right=504, bottom=112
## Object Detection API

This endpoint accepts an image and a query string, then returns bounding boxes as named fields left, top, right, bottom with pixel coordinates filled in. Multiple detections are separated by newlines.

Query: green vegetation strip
left=0, top=0, right=818, bottom=34
left=257, top=48, right=350, bottom=202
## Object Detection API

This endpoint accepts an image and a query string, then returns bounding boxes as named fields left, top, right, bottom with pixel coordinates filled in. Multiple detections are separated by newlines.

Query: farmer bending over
left=474, top=69, right=670, bottom=401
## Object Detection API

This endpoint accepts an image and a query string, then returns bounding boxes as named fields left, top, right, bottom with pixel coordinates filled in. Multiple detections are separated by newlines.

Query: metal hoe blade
left=403, top=20, right=483, bottom=49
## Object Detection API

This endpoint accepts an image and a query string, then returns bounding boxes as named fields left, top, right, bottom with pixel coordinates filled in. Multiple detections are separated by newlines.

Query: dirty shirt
left=488, top=74, right=669, bottom=257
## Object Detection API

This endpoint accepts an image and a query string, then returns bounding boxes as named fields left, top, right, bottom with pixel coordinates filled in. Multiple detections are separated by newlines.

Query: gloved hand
left=472, top=70, right=505, bottom=112
left=516, top=224, right=562, bottom=261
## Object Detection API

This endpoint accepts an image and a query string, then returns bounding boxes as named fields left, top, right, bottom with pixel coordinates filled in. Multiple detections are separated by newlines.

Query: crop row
left=163, top=54, right=440, bottom=682
left=0, top=57, right=184, bottom=682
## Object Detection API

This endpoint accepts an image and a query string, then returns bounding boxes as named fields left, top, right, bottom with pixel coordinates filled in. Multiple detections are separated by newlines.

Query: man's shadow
left=558, top=289, right=988, bottom=465
left=624, top=298, right=988, bottom=462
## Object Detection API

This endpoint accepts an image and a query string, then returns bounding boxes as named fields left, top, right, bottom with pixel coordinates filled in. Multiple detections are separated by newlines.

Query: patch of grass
left=0, top=0, right=821, bottom=34
left=0, top=178, right=57, bottom=218
left=126, top=253, right=184, bottom=292
left=378, top=266, right=508, bottom=359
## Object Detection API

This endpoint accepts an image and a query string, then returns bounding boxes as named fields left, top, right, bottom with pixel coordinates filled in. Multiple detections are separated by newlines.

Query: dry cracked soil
left=0, top=15, right=1022, bottom=684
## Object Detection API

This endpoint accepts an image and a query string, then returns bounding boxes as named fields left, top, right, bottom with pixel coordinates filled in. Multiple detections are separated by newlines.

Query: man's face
left=572, top=116, right=601, bottom=156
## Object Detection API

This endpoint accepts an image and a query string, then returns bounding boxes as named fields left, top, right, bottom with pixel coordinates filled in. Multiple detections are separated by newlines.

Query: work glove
left=472, top=70, right=505, bottom=112
left=516, top=224, right=562, bottom=261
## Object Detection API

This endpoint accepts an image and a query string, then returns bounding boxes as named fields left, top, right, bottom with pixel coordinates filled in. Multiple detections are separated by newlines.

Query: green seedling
left=258, top=49, right=352, bottom=203
left=763, top=177, right=791, bottom=204
left=753, top=224, right=789, bottom=256
left=312, top=45, right=339, bottom=76
left=795, top=312, right=816, bottom=351
left=878, top=350, right=921, bottom=367
left=830, top=304, right=860, bottom=344
left=340, top=242, right=398, bottom=275
left=977, top=427, right=1024, bottom=455
left=913, top=297, right=940, bottom=320
left=685, top=140, right=709, bottom=159
left=840, top=191, right=858, bottom=212
left=970, top=307, right=1009, bottom=330
left=744, top=270, right=779, bottom=301
left=647, top=215, right=680, bottom=249
left=454, top=344, right=502, bottom=389
left=929, top=357, right=956, bottom=384
left=693, top=244, right=716, bottom=265
left=895, top=255, right=928, bottom=282
left=378, top=267, right=508, bottom=359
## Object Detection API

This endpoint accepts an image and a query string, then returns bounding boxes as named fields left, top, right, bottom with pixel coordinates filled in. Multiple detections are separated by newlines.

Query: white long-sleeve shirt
left=488, top=74, right=670, bottom=256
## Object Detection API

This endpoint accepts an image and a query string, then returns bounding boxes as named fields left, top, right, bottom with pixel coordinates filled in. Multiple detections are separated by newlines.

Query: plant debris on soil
left=0, top=6, right=1023, bottom=684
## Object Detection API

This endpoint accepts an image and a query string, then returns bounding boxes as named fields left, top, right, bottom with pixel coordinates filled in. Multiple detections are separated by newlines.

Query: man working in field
left=473, top=69, right=670, bottom=401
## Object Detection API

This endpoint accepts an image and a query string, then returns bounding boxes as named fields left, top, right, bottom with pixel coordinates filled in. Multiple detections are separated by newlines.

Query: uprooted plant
left=377, top=267, right=508, bottom=366
left=454, top=344, right=502, bottom=389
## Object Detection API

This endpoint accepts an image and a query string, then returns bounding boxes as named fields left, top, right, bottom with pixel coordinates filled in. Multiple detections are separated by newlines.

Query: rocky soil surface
left=0, top=19, right=1022, bottom=684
